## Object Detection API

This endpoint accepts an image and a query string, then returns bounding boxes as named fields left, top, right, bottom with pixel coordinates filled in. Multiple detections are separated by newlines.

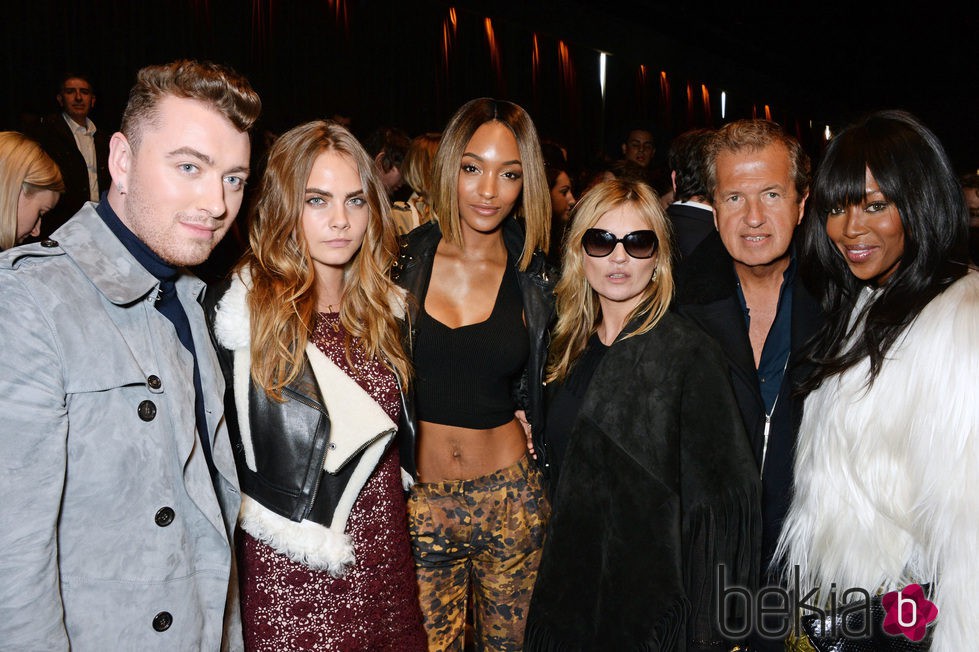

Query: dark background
left=3, top=0, right=976, bottom=174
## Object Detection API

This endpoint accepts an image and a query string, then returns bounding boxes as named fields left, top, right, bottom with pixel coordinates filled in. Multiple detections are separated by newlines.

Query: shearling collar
left=212, top=266, right=406, bottom=575
left=213, top=267, right=400, bottom=473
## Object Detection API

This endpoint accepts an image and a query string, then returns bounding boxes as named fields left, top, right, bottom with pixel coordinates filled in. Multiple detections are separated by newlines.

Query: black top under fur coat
left=524, top=310, right=761, bottom=651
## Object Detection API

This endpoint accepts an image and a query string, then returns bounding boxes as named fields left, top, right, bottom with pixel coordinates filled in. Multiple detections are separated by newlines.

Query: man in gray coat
left=0, top=60, right=260, bottom=650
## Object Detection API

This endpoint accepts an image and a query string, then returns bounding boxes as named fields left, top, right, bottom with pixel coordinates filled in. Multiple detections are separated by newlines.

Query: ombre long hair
left=546, top=179, right=674, bottom=383
left=240, top=120, right=411, bottom=399
left=429, top=98, right=550, bottom=269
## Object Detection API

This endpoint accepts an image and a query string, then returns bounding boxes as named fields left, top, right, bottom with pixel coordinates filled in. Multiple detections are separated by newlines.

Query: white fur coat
left=213, top=270, right=407, bottom=576
left=776, top=271, right=979, bottom=651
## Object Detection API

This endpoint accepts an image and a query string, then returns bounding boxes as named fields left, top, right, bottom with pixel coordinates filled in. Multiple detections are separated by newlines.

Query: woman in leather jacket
left=207, top=121, right=426, bottom=651
left=392, top=97, right=555, bottom=651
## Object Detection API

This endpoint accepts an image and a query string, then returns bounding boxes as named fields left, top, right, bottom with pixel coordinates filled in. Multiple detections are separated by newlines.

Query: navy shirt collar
left=95, top=193, right=178, bottom=283
left=734, top=248, right=797, bottom=413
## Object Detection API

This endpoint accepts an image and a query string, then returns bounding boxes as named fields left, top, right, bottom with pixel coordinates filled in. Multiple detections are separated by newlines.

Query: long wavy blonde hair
left=240, top=120, right=411, bottom=399
left=546, top=179, right=675, bottom=383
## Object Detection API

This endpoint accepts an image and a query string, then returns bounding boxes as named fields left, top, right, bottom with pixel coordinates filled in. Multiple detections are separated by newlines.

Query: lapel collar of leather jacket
left=216, top=266, right=402, bottom=472
left=304, top=341, right=397, bottom=473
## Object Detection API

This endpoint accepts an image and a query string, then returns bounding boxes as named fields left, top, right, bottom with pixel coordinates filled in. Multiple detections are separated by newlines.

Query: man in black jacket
left=32, top=73, right=111, bottom=238
left=674, top=119, right=823, bottom=651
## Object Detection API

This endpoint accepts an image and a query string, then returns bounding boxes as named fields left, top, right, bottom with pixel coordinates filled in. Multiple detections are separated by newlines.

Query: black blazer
left=673, top=231, right=823, bottom=572
left=33, top=113, right=111, bottom=238
left=665, top=201, right=715, bottom=263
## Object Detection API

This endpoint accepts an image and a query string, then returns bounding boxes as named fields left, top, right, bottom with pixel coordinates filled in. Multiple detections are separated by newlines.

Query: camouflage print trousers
left=408, top=455, right=550, bottom=651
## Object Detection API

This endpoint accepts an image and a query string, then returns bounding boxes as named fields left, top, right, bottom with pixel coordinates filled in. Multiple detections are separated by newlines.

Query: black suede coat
left=524, top=310, right=760, bottom=651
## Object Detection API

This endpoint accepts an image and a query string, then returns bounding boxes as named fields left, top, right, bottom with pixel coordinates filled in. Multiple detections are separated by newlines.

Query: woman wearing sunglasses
left=524, top=178, right=760, bottom=651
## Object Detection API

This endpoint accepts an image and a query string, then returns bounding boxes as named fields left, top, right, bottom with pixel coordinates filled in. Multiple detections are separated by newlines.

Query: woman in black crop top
left=525, top=179, right=760, bottom=650
left=393, top=98, right=555, bottom=651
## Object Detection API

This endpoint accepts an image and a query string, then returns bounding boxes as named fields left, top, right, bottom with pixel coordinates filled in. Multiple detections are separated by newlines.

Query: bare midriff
left=416, top=418, right=527, bottom=482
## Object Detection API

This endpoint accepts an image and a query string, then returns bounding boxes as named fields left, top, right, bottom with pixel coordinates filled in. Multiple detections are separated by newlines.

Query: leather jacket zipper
left=309, top=426, right=399, bottom=506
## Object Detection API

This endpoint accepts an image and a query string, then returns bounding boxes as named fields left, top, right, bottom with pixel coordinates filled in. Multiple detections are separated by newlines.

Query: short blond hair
left=0, top=132, right=64, bottom=249
left=121, top=59, right=261, bottom=151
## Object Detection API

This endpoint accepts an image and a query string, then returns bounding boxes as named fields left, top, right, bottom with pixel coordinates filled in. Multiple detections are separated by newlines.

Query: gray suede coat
left=0, top=205, right=242, bottom=651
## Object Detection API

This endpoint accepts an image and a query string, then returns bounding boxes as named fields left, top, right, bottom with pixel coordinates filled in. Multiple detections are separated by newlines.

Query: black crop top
left=414, top=260, right=529, bottom=429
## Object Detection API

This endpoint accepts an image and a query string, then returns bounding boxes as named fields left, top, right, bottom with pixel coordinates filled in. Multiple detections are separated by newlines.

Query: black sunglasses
left=581, top=228, right=658, bottom=259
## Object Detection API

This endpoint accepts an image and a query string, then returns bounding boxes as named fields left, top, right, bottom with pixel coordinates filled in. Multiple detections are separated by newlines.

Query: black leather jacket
left=204, top=276, right=418, bottom=530
left=391, top=219, right=557, bottom=471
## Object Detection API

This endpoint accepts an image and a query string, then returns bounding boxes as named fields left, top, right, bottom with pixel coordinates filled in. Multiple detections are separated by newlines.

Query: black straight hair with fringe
left=800, top=110, right=970, bottom=392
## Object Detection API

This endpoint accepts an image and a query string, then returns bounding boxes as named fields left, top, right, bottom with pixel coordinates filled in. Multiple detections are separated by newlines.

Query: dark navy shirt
left=734, top=253, right=796, bottom=414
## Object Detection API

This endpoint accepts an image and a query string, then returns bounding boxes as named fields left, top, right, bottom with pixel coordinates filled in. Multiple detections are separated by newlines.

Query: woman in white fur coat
left=207, top=121, right=426, bottom=651
left=776, top=110, right=977, bottom=651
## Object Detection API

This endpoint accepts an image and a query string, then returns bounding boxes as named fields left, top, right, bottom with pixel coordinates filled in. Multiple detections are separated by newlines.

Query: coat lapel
left=685, top=297, right=758, bottom=392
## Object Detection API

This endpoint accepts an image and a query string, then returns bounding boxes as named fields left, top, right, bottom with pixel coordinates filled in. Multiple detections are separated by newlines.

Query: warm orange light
left=558, top=40, right=575, bottom=92
left=532, top=33, right=540, bottom=88
left=485, top=18, right=502, bottom=86
left=441, top=21, right=451, bottom=73
left=325, top=0, right=347, bottom=29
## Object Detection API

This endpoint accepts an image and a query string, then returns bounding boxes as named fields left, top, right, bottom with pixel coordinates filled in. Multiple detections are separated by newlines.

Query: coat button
left=155, top=507, right=175, bottom=527
left=147, top=375, right=162, bottom=390
left=40, top=239, right=58, bottom=248
left=138, top=400, right=157, bottom=421
left=152, top=611, right=173, bottom=632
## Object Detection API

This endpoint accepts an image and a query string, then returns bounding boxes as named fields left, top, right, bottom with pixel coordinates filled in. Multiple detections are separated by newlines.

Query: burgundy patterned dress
left=238, top=312, right=427, bottom=651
